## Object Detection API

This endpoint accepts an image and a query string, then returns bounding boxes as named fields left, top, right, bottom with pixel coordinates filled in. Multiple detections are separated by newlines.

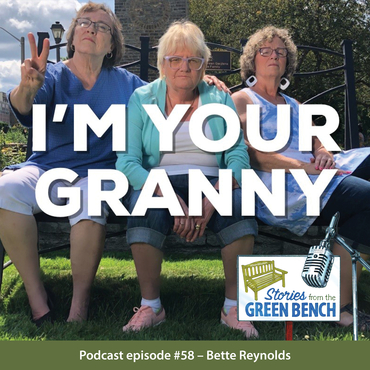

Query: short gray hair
left=157, top=20, right=211, bottom=79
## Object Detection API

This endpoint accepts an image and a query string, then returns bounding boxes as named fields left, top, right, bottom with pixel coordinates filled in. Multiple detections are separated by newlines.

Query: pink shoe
left=221, top=307, right=258, bottom=338
left=123, top=306, right=166, bottom=332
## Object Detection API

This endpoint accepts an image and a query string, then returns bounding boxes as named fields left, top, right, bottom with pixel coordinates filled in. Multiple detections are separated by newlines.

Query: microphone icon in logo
left=301, top=213, right=338, bottom=288
left=301, top=244, right=334, bottom=288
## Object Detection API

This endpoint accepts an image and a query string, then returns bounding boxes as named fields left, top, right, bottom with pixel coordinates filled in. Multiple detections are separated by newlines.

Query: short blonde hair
left=240, top=26, right=297, bottom=81
left=66, top=1, right=124, bottom=68
left=157, top=20, right=211, bottom=79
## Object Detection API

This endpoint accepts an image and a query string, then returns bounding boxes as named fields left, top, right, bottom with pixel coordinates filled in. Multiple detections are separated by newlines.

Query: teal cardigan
left=116, top=78, right=250, bottom=190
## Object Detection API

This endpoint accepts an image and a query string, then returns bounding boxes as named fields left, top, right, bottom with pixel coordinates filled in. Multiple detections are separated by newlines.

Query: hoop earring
left=71, top=45, right=75, bottom=52
left=279, top=77, right=290, bottom=90
left=106, top=52, right=113, bottom=59
left=245, top=75, right=257, bottom=87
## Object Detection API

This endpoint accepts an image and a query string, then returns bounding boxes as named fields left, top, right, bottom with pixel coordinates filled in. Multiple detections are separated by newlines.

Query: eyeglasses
left=76, top=18, right=112, bottom=34
left=258, top=47, right=288, bottom=58
left=164, top=56, right=205, bottom=71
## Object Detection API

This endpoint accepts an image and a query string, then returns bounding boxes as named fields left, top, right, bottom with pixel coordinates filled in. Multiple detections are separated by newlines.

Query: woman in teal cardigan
left=116, top=20, right=258, bottom=338
left=117, top=76, right=249, bottom=190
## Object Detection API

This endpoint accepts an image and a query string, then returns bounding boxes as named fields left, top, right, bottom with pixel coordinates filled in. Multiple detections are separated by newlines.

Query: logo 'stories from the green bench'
left=237, top=256, right=340, bottom=321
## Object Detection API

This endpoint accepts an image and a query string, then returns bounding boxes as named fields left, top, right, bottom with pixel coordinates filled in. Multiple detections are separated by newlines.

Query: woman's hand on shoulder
left=204, top=75, right=231, bottom=94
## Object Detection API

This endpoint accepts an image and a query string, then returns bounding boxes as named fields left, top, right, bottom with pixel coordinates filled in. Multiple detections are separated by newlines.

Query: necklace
left=166, top=90, right=199, bottom=117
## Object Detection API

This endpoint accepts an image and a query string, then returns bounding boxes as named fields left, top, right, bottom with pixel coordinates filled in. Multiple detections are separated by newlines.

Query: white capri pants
left=0, top=165, right=114, bottom=226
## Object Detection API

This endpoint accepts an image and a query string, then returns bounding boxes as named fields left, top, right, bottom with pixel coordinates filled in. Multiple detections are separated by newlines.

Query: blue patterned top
left=242, top=88, right=370, bottom=235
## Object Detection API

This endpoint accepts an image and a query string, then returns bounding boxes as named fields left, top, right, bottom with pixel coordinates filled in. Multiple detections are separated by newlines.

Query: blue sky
left=0, top=0, right=115, bottom=92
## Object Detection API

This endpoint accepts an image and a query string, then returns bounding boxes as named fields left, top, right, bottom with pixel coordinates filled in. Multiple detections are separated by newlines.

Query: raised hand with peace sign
left=9, top=33, right=49, bottom=115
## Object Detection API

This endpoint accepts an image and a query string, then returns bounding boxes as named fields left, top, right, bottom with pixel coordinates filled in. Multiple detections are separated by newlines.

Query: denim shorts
left=320, top=154, right=370, bottom=254
left=124, top=174, right=258, bottom=249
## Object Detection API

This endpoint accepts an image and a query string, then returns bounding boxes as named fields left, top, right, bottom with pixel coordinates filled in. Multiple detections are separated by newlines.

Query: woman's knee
left=127, top=208, right=172, bottom=232
left=322, top=176, right=370, bottom=224
left=352, top=153, right=370, bottom=179
left=0, top=172, right=38, bottom=214
left=0, top=174, right=26, bottom=197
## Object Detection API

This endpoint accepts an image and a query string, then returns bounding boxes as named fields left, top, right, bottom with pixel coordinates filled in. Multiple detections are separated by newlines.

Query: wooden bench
left=242, top=260, right=288, bottom=301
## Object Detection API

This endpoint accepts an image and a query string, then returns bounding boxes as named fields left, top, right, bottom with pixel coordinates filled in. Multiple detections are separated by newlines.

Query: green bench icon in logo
left=242, top=260, right=288, bottom=301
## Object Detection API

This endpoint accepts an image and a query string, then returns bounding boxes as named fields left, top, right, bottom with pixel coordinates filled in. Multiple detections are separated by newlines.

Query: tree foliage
left=190, top=0, right=370, bottom=145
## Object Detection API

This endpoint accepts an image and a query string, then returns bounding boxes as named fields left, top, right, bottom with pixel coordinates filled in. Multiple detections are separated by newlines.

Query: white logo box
left=237, top=255, right=340, bottom=321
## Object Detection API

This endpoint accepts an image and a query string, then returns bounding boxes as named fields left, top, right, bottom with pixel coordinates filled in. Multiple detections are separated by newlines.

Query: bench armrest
left=274, top=267, right=288, bottom=275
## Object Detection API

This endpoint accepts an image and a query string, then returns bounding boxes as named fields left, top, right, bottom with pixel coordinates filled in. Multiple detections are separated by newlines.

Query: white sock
left=141, top=297, right=161, bottom=313
left=223, top=297, right=237, bottom=314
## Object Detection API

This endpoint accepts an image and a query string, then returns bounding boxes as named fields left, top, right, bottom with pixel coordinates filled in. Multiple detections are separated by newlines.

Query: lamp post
left=0, top=27, right=25, bottom=64
left=50, top=21, right=65, bottom=62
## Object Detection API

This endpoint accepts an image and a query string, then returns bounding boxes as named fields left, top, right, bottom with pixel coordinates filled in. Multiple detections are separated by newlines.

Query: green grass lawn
left=0, top=250, right=369, bottom=341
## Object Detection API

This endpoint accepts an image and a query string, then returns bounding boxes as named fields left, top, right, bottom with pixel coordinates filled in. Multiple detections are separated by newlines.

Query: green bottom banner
left=0, top=340, right=366, bottom=369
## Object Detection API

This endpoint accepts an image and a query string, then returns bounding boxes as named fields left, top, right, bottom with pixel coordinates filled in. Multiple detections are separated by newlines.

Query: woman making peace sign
left=0, top=2, right=145, bottom=325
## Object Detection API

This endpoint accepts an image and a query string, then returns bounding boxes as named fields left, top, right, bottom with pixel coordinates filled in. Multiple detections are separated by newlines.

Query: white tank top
left=154, top=98, right=219, bottom=176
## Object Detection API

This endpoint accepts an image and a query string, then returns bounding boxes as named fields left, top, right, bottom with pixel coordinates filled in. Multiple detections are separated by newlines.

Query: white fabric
left=0, top=166, right=114, bottom=226
left=155, top=97, right=219, bottom=176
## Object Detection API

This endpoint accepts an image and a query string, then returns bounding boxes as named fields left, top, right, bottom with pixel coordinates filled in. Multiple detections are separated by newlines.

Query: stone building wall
left=115, top=0, right=188, bottom=81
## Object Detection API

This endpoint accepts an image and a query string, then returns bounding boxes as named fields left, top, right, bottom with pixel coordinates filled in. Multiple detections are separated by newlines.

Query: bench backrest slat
left=242, top=261, right=275, bottom=278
